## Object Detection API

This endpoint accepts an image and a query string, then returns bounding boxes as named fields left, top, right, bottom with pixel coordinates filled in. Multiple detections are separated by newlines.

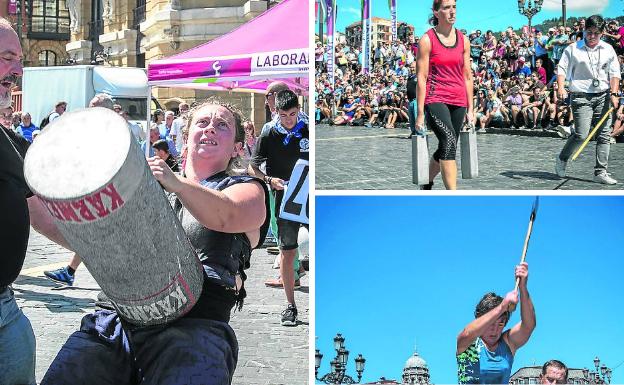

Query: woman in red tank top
left=416, top=0, right=474, bottom=190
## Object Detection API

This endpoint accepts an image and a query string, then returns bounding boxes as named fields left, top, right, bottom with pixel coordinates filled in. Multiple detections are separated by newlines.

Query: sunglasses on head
left=265, top=92, right=275, bottom=99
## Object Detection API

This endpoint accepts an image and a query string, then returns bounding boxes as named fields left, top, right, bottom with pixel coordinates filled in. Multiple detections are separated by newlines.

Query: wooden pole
left=509, top=197, right=539, bottom=312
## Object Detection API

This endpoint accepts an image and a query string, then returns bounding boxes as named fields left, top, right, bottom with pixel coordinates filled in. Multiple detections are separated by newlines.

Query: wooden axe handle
left=571, top=107, right=614, bottom=161
left=508, top=208, right=536, bottom=312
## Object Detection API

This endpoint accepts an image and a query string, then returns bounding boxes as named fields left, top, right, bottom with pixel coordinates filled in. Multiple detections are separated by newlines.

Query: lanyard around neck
left=584, top=43, right=601, bottom=80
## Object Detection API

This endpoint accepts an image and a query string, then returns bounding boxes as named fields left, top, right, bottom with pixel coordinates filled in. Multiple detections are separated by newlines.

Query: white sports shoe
left=555, top=156, right=567, bottom=177
left=593, top=172, right=617, bottom=185
left=556, top=125, right=571, bottom=138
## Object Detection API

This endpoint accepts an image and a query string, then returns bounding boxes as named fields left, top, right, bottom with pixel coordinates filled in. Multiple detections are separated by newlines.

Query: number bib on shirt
left=279, top=159, right=309, bottom=224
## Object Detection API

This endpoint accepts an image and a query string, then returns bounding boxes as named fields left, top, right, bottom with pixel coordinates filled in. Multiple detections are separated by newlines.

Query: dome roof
left=404, top=351, right=428, bottom=369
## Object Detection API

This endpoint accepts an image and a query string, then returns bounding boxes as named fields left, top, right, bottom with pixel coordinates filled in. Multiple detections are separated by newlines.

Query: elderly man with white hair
left=0, top=17, right=72, bottom=385
left=88, top=93, right=114, bottom=109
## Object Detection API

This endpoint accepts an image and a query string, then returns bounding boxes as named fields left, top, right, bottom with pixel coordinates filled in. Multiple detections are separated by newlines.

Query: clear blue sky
left=315, top=196, right=624, bottom=384
left=316, top=0, right=623, bottom=36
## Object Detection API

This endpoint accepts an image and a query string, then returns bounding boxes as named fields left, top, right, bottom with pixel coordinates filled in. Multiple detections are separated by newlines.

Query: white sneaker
left=556, top=125, right=571, bottom=138
left=555, top=156, right=567, bottom=177
left=593, top=172, right=618, bottom=185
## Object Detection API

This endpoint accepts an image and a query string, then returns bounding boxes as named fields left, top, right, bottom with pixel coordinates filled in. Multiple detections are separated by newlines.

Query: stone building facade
left=69, top=0, right=271, bottom=121
left=364, top=350, right=432, bottom=385
left=401, top=351, right=431, bottom=385
left=0, top=0, right=71, bottom=67
left=345, top=17, right=414, bottom=48
left=2, top=0, right=283, bottom=125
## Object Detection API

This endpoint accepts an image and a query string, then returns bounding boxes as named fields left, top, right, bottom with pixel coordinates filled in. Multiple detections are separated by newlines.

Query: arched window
left=28, top=0, right=70, bottom=39
left=38, top=50, right=58, bottom=66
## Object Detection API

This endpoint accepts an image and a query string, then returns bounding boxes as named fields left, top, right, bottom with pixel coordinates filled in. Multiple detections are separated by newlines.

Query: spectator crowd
left=316, top=17, right=624, bottom=140
left=4, top=98, right=259, bottom=169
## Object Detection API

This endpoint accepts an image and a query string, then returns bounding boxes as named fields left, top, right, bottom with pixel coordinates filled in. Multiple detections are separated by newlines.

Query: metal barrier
left=12, top=90, right=22, bottom=112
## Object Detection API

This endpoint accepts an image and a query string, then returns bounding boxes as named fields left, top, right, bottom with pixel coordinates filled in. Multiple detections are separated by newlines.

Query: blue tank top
left=457, top=335, right=514, bottom=384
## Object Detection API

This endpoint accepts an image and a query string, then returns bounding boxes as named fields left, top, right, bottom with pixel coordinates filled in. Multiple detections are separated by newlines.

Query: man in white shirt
left=170, top=102, right=188, bottom=155
left=555, top=15, right=621, bottom=185
left=47, top=101, right=67, bottom=124
left=380, top=43, right=387, bottom=65
left=158, top=110, right=174, bottom=138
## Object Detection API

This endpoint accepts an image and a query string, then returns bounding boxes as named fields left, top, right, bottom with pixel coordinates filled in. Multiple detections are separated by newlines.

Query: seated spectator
left=474, top=90, right=488, bottom=127
left=611, top=96, right=624, bottom=140
left=534, top=58, right=547, bottom=84
left=521, top=87, right=547, bottom=129
left=504, top=87, right=525, bottom=128
left=18, top=112, right=38, bottom=142
left=529, top=72, right=546, bottom=91
left=542, top=84, right=557, bottom=130
left=482, top=89, right=505, bottom=129
left=515, top=56, right=532, bottom=77
left=332, top=95, right=359, bottom=126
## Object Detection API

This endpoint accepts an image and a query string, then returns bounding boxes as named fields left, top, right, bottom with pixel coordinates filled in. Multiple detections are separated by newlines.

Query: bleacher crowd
left=316, top=17, right=624, bottom=140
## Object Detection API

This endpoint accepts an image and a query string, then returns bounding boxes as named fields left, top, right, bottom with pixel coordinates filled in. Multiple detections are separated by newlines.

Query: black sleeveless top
left=168, top=171, right=270, bottom=322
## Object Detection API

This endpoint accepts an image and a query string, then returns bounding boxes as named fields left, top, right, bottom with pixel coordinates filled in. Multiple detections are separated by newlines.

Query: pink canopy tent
left=147, top=0, right=309, bottom=94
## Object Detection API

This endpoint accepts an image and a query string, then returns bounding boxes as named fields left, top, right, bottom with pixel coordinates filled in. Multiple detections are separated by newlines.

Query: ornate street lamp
left=517, top=0, right=544, bottom=36
left=583, top=357, right=612, bottom=384
left=317, top=334, right=366, bottom=384
left=330, top=358, right=338, bottom=373
left=315, top=349, right=323, bottom=378
left=355, top=354, right=366, bottom=382
left=338, top=347, right=349, bottom=365
left=334, top=333, right=345, bottom=350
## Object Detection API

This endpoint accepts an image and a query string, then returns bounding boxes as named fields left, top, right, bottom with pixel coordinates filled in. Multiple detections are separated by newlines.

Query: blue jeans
left=42, top=310, right=237, bottom=385
left=0, top=287, right=36, bottom=385
left=408, top=99, right=418, bottom=135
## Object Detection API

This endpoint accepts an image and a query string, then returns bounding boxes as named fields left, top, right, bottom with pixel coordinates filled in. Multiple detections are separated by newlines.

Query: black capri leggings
left=424, top=103, right=467, bottom=161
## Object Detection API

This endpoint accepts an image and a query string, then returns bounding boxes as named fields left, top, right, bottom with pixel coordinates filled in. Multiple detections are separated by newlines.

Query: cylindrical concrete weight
left=460, top=127, right=479, bottom=179
left=412, top=134, right=430, bottom=185
left=24, top=107, right=204, bottom=326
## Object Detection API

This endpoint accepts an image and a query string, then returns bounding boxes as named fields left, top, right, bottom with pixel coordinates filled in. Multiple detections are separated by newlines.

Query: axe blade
left=529, top=196, right=539, bottom=221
